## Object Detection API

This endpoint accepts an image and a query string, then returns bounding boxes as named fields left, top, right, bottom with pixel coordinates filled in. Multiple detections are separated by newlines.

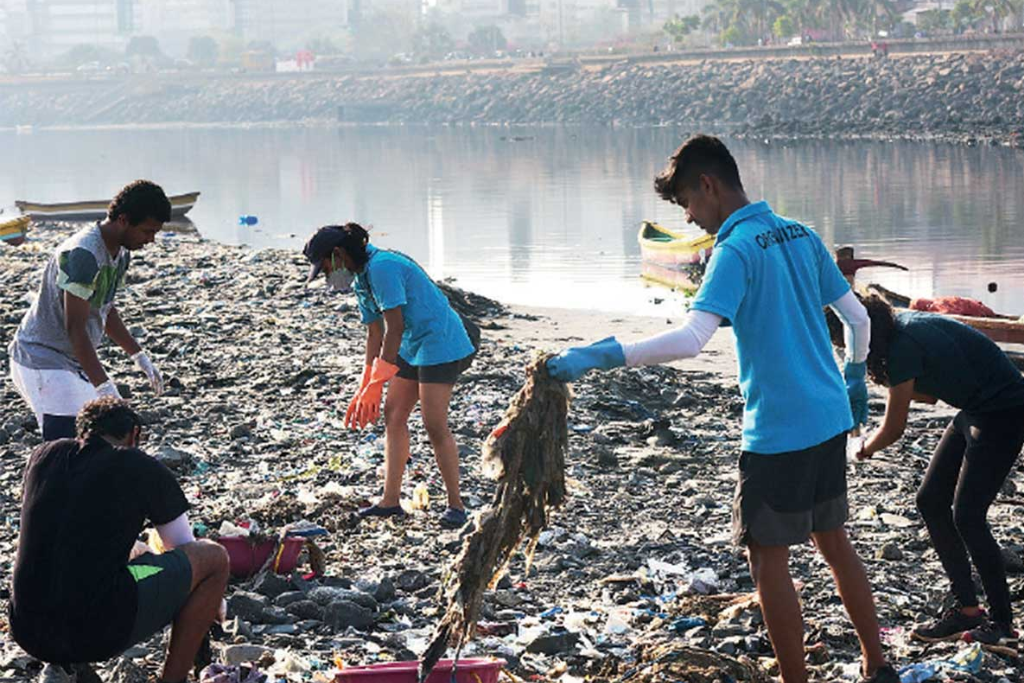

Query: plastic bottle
left=412, top=482, right=430, bottom=511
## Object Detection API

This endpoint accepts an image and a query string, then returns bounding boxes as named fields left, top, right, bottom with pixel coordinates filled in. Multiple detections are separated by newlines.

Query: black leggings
left=916, top=405, right=1024, bottom=627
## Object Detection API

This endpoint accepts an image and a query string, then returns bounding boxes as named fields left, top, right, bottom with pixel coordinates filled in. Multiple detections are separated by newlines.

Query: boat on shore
left=15, top=191, right=200, bottom=221
left=638, top=220, right=714, bottom=291
left=0, top=214, right=31, bottom=244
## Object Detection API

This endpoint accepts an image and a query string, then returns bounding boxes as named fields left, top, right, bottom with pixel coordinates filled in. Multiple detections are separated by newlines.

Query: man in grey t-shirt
left=9, top=180, right=172, bottom=440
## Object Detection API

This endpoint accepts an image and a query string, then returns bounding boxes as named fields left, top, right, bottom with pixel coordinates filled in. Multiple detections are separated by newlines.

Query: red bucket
left=217, top=536, right=305, bottom=578
left=335, top=659, right=505, bottom=683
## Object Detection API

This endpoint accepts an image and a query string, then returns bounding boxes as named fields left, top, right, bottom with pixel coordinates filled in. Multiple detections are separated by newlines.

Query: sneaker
left=439, top=507, right=469, bottom=529
left=963, top=619, right=1019, bottom=649
left=911, top=606, right=986, bottom=642
left=38, top=664, right=74, bottom=683
left=862, top=664, right=899, bottom=683
left=357, top=504, right=407, bottom=519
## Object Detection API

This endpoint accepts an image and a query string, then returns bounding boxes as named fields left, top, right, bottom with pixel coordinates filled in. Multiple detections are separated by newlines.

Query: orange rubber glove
left=353, top=358, right=400, bottom=429
left=344, top=364, right=374, bottom=429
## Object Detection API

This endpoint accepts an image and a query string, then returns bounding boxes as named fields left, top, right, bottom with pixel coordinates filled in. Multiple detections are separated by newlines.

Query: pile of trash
left=0, top=224, right=1022, bottom=683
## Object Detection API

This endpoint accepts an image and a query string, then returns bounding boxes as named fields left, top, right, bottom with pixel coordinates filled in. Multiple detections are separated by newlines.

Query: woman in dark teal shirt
left=828, top=294, right=1024, bottom=648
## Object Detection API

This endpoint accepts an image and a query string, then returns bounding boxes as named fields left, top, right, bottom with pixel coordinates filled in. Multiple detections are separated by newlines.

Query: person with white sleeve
left=8, top=180, right=169, bottom=440
left=547, top=135, right=897, bottom=683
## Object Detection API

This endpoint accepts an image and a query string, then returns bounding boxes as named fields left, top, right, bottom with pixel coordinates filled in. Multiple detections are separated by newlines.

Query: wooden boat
left=638, top=220, right=715, bottom=292
left=0, top=214, right=31, bottom=243
left=638, top=220, right=714, bottom=269
left=867, top=283, right=1024, bottom=346
left=15, top=191, right=200, bottom=221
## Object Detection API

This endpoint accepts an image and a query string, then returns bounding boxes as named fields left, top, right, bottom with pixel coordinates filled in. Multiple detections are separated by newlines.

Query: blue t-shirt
left=353, top=245, right=474, bottom=366
left=691, top=201, right=853, bottom=454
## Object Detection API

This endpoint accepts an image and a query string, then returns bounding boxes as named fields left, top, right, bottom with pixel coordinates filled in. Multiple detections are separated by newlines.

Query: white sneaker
left=38, top=663, right=75, bottom=683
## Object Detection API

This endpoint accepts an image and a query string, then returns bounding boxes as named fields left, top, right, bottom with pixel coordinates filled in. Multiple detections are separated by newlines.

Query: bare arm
left=861, top=379, right=914, bottom=457
left=64, top=291, right=108, bottom=386
left=104, top=306, right=142, bottom=356
left=380, top=308, right=404, bottom=364
left=365, top=320, right=384, bottom=366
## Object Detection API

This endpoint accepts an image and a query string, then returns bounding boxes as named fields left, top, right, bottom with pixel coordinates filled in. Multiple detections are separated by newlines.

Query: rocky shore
left=0, top=225, right=1022, bottom=682
left=3, top=50, right=1024, bottom=145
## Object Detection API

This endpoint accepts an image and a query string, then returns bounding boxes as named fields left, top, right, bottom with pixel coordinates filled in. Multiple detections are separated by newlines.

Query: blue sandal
left=440, top=507, right=469, bottom=529
left=358, top=504, right=407, bottom=519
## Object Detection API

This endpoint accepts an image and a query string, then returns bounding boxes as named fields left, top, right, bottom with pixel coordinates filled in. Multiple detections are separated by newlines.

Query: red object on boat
left=334, top=659, right=505, bottom=683
left=217, top=536, right=305, bottom=578
left=910, top=297, right=997, bottom=318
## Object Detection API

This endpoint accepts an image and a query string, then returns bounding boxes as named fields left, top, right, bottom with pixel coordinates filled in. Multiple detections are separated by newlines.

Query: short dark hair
left=654, top=135, right=744, bottom=202
left=107, top=180, right=172, bottom=225
left=76, top=398, right=142, bottom=441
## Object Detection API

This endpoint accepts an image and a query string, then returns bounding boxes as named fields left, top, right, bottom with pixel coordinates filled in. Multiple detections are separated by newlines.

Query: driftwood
left=419, top=356, right=570, bottom=681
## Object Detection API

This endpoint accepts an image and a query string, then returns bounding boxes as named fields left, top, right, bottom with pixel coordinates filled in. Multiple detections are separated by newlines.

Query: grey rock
left=273, top=591, right=307, bottom=608
left=324, top=599, right=374, bottom=631
left=229, top=423, right=253, bottom=439
left=154, top=445, right=193, bottom=472
left=395, top=569, right=429, bottom=592
left=227, top=591, right=268, bottom=622
left=525, top=630, right=579, bottom=655
left=286, top=599, right=323, bottom=620
left=374, top=575, right=397, bottom=603
left=307, top=586, right=378, bottom=611
left=877, top=542, right=904, bottom=561
left=253, top=572, right=293, bottom=598
left=222, top=644, right=273, bottom=665
left=259, top=606, right=294, bottom=625
left=1002, top=546, right=1024, bottom=573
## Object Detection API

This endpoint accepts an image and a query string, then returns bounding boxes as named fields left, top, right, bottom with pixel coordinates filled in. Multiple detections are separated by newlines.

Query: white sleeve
left=621, top=310, right=723, bottom=367
left=156, top=512, right=195, bottom=550
left=828, top=290, right=870, bottom=363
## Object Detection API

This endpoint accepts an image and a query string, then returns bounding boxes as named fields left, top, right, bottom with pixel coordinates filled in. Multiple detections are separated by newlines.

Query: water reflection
left=1, top=127, right=1021, bottom=314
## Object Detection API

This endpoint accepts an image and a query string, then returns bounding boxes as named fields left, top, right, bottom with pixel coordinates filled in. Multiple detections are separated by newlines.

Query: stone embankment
left=2, top=50, right=1024, bottom=141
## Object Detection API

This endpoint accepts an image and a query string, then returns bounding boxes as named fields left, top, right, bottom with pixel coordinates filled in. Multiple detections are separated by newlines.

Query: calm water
left=2, top=126, right=1023, bottom=316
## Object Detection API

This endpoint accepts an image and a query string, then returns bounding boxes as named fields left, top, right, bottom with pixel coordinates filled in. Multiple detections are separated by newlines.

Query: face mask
left=326, top=255, right=354, bottom=293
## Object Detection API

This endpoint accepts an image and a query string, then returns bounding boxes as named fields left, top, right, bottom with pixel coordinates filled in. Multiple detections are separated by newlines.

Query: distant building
left=231, top=0, right=350, bottom=49
left=22, top=0, right=136, bottom=58
left=134, top=0, right=232, bottom=55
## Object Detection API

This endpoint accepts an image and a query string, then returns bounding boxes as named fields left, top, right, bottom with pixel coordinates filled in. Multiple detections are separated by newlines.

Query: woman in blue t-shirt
left=303, top=223, right=480, bottom=529
left=828, top=294, right=1024, bottom=648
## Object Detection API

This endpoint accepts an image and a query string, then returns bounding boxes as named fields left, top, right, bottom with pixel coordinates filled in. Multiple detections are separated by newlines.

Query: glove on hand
left=844, top=361, right=869, bottom=427
left=345, top=364, right=373, bottom=426
left=546, top=336, right=626, bottom=382
left=350, top=358, right=400, bottom=429
left=131, top=351, right=164, bottom=396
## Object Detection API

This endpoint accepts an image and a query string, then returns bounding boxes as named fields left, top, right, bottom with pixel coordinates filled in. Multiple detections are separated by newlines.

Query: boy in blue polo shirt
left=548, top=136, right=897, bottom=683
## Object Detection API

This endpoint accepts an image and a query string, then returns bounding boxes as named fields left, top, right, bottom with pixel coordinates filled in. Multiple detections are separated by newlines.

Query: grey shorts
left=125, top=549, right=192, bottom=648
left=732, top=432, right=849, bottom=547
left=396, top=315, right=481, bottom=385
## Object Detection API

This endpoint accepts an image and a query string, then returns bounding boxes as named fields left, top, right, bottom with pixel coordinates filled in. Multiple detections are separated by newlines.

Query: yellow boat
left=1, top=215, right=31, bottom=244
left=16, top=191, right=200, bottom=221
left=638, top=220, right=715, bottom=291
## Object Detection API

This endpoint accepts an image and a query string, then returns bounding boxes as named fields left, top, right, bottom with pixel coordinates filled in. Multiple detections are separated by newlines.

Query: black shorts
left=732, top=432, right=849, bottom=547
left=396, top=316, right=481, bottom=385
left=124, top=549, right=192, bottom=648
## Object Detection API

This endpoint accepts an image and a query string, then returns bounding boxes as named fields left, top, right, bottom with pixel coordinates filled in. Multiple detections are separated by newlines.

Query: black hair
left=654, top=134, right=744, bottom=203
left=329, top=222, right=371, bottom=267
left=76, top=397, right=142, bottom=441
left=824, top=292, right=898, bottom=386
left=107, top=180, right=172, bottom=225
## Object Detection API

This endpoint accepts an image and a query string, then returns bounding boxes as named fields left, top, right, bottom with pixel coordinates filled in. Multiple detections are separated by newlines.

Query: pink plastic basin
left=217, top=536, right=305, bottom=578
left=335, top=659, right=505, bottom=683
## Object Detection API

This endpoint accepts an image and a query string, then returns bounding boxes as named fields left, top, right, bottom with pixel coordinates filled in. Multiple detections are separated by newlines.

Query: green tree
left=467, top=25, right=507, bottom=55
left=917, top=8, right=952, bottom=32
left=413, top=23, right=454, bottom=59
left=125, top=35, right=164, bottom=60
left=186, top=35, right=218, bottom=67
left=951, top=0, right=979, bottom=31
left=773, top=14, right=797, bottom=36
left=664, top=14, right=701, bottom=44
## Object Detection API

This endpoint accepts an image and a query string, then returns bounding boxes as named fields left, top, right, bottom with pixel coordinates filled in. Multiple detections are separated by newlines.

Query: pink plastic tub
left=217, top=536, right=305, bottom=578
left=335, top=659, right=506, bottom=683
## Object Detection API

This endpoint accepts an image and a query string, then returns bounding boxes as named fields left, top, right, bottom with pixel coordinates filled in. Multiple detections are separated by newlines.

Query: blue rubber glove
left=844, top=361, right=869, bottom=427
left=547, top=337, right=627, bottom=382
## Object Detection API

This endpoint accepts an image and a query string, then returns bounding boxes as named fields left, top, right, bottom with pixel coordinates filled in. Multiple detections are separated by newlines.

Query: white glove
left=131, top=351, right=164, bottom=396
left=95, top=379, right=122, bottom=400
left=218, top=598, right=227, bottom=623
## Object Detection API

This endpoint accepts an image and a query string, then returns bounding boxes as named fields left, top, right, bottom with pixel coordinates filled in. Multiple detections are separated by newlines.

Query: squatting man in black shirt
left=9, top=398, right=229, bottom=683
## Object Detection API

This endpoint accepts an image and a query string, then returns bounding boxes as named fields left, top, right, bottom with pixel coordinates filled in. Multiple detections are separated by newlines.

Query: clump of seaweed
left=419, top=355, right=570, bottom=681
